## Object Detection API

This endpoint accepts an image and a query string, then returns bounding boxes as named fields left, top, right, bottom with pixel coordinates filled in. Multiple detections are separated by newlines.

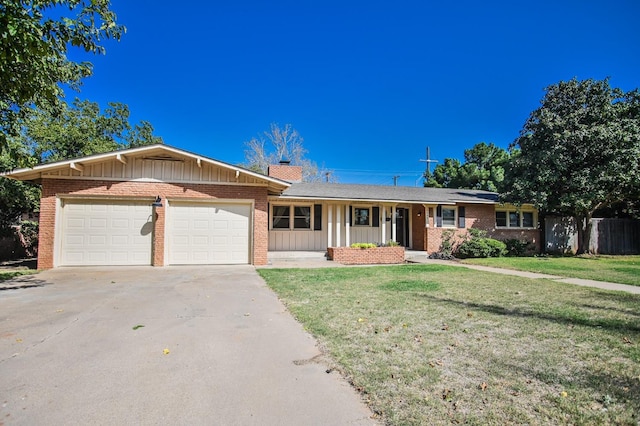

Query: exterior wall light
left=152, top=195, right=163, bottom=207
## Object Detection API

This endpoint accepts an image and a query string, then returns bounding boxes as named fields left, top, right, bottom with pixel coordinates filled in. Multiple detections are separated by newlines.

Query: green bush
left=351, top=243, right=377, bottom=249
left=504, top=239, right=536, bottom=257
left=456, top=235, right=506, bottom=258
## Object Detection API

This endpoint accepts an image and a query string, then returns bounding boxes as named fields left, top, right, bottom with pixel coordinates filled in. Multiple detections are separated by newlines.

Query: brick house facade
left=3, top=144, right=540, bottom=268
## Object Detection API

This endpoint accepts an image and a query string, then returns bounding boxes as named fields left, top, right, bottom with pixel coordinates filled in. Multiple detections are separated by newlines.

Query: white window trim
left=270, top=203, right=315, bottom=231
left=495, top=209, right=537, bottom=229
left=352, top=205, right=373, bottom=227
left=441, top=206, right=457, bottom=228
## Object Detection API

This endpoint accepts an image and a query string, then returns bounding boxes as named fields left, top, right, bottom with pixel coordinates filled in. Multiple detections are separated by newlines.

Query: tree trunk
left=576, top=213, right=595, bottom=254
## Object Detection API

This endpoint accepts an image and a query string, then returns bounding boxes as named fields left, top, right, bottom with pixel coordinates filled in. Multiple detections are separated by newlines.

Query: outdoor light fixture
left=152, top=195, right=163, bottom=207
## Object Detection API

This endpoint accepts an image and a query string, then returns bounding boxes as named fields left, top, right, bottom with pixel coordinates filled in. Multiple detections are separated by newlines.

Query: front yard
left=462, top=255, right=640, bottom=286
left=259, top=265, right=640, bottom=425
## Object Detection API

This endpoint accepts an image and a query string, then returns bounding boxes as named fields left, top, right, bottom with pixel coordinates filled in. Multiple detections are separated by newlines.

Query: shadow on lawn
left=499, top=359, right=640, bottom=413
left=422, top=294, right=640, bottom=334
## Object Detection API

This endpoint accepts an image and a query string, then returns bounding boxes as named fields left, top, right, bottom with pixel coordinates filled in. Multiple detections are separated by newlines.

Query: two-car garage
left=57, top=199, right=251, bottom=267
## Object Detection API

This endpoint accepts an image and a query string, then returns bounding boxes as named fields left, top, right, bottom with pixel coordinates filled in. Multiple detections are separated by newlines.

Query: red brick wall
left=38, top=179, right=269, bottom=268
left=423, top=204, right=540, bottom=254
left=267, top=165, right=303, bottom=182
left=327, top=246, right=405, bottom=265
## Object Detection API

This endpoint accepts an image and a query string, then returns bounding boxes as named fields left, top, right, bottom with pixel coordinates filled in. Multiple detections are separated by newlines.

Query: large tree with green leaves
left=425, top=142, right=510, bottom=192
left=0, top=0, right=124, bottom=150
left=504, top=78, right=640, bottom=253
left=23, top=98, right=163, bottom=163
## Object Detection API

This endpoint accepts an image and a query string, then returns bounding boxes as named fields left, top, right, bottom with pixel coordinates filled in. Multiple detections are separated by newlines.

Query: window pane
left=354, top=208, right=370, bottom=226
left=273, top=206, right=289, bottom=216
left=442, top=208, right=456, bottom=226
left=508, top=211, right=519, bottom=227
left=496, top=211, right=507, bottom=227
left=272, top=206, right=290, bottom=229
left=293, top=206, right=311, bottom=229
left=522, top=212, right=534, bottom=228
left=273, top=216, right=289, bottom=229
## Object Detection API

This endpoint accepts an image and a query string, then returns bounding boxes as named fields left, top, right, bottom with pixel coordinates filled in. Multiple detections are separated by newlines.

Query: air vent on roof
left=142, top=156, right=184, bottom=162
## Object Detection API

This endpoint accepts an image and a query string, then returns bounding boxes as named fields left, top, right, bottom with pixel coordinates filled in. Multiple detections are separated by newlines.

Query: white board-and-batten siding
left=40, top=157, right=267, bottom=186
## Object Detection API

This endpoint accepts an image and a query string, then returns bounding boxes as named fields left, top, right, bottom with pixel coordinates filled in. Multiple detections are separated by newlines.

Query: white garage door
left=168, top=202, right=251, bottom=265
left=60, top=200, right=153, bottom=266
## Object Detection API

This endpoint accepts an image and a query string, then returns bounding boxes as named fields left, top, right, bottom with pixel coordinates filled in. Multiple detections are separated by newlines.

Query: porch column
left=423, top=204, right=429, bottom=227
left=336, top=204, right=341, bottom=247
left=391, top=205, right=397, bottom=243
left=345, top=205, right=350, bottom=247
left=327, top=204, right=333, bottom=248
left=381, top=205, right=386, bottom=243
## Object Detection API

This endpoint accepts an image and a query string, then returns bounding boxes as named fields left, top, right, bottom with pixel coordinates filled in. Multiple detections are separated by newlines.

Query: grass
left=259, top=265, right=640, bottom=425
left=461, top=255, right=640, bottom=286
left=0, top=269, right=37, bottom=282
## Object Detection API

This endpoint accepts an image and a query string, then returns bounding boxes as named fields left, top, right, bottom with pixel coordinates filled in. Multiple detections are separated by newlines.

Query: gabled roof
left=1, top=144, right=291, bottom=192
left=277, top=182, right=499, bottom=205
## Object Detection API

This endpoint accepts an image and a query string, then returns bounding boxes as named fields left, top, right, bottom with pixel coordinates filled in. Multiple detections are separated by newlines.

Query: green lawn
left=0, top=269, right=37, bottom=282
left=259, top=265, right=640, bottom=425
left=461, top=255, right=640, bottom=286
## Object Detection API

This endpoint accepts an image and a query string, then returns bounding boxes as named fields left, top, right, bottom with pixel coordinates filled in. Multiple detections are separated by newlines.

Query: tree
left=244, top=123, right=327, bottom=182
left=22, top=98, right=163, bottom=163
left=0, top=0, right=125, bottom=149
left=504, top=78, right=640, bottom=253
left=425, top=142, right=510, bottom=192
left=0, top=139, right=40, bottom=233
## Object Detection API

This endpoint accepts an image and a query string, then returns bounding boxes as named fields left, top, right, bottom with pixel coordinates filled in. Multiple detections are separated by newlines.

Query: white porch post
left=391, top=205, right=397, bottom=243
left=345, top=205, right=350, bottom=247
left=327, top=204, right=333, bottom=247
left=381, top=205, right=387, bottom=243
left=336, top=204, right=341, bottom=247
left=423, top=204, right=429, bottom=227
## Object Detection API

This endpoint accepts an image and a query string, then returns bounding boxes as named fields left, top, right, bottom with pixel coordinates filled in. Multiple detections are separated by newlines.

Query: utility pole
left=419, top=146, right=439, bottom=176
left=392, top=175, right=400, bottom=186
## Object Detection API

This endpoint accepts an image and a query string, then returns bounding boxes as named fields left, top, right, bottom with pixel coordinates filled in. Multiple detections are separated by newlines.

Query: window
left=293, top=206, right=311, bottom=229
left=272, top=206, right=290, bottom=229
left=508, top=211, right=519, bottom=228
left=271, top=204, right=319, bottom=230
left=522, top=212, right=534, bottom=228
left=442, top=207, right=456, bottom=227
left=496, top=210, right=535, bottom=228
left=353, top=207, right=370, bottom=226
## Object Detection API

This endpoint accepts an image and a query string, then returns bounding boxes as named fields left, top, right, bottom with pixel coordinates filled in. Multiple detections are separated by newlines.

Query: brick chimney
left=268, top=160, right=303, bottom=182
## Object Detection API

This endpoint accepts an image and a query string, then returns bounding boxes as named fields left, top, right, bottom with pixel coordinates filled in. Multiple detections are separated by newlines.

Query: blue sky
left=68, top=0, right=639, bottom=185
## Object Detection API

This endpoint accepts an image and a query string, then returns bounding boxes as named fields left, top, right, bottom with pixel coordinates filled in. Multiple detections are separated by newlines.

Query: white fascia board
left=272, top=195, right=459, bottom=205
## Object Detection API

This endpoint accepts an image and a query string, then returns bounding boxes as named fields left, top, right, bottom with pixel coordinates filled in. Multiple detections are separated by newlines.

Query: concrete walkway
left=264, top=251, right=640, bottom=295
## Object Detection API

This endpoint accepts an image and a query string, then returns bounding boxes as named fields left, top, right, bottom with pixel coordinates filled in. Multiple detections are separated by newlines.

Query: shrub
left=351, top=243, right=377, bottom=249
left=438, top=229, right=457, bottom=256
left=504, top=239, right=536, bottom=257
left=456, top=232, right=506, bottom=258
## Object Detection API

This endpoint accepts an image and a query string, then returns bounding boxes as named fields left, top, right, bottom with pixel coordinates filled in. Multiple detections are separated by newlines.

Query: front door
left=396, top=208, right=410, bottom=247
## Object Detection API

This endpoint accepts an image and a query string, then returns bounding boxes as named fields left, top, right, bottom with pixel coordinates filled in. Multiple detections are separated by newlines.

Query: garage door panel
left=60, top=201, right=152, bottom=266
left=168, top=203, right=250, bottom=265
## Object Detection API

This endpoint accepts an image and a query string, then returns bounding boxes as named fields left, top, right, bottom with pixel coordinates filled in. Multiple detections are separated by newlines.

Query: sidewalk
left=408, top=255, right=640, bottom=294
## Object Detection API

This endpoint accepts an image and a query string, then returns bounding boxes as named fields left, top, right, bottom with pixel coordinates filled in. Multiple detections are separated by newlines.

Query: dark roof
left=279, top=182, right=499, bottom=204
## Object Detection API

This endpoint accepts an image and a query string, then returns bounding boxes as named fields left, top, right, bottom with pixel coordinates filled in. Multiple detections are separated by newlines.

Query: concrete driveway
left=0, top=266, right=376, bottom=425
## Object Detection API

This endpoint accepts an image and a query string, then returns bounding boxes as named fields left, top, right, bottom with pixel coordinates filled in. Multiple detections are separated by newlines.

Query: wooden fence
left=545, top=217, right=640, bottom=254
